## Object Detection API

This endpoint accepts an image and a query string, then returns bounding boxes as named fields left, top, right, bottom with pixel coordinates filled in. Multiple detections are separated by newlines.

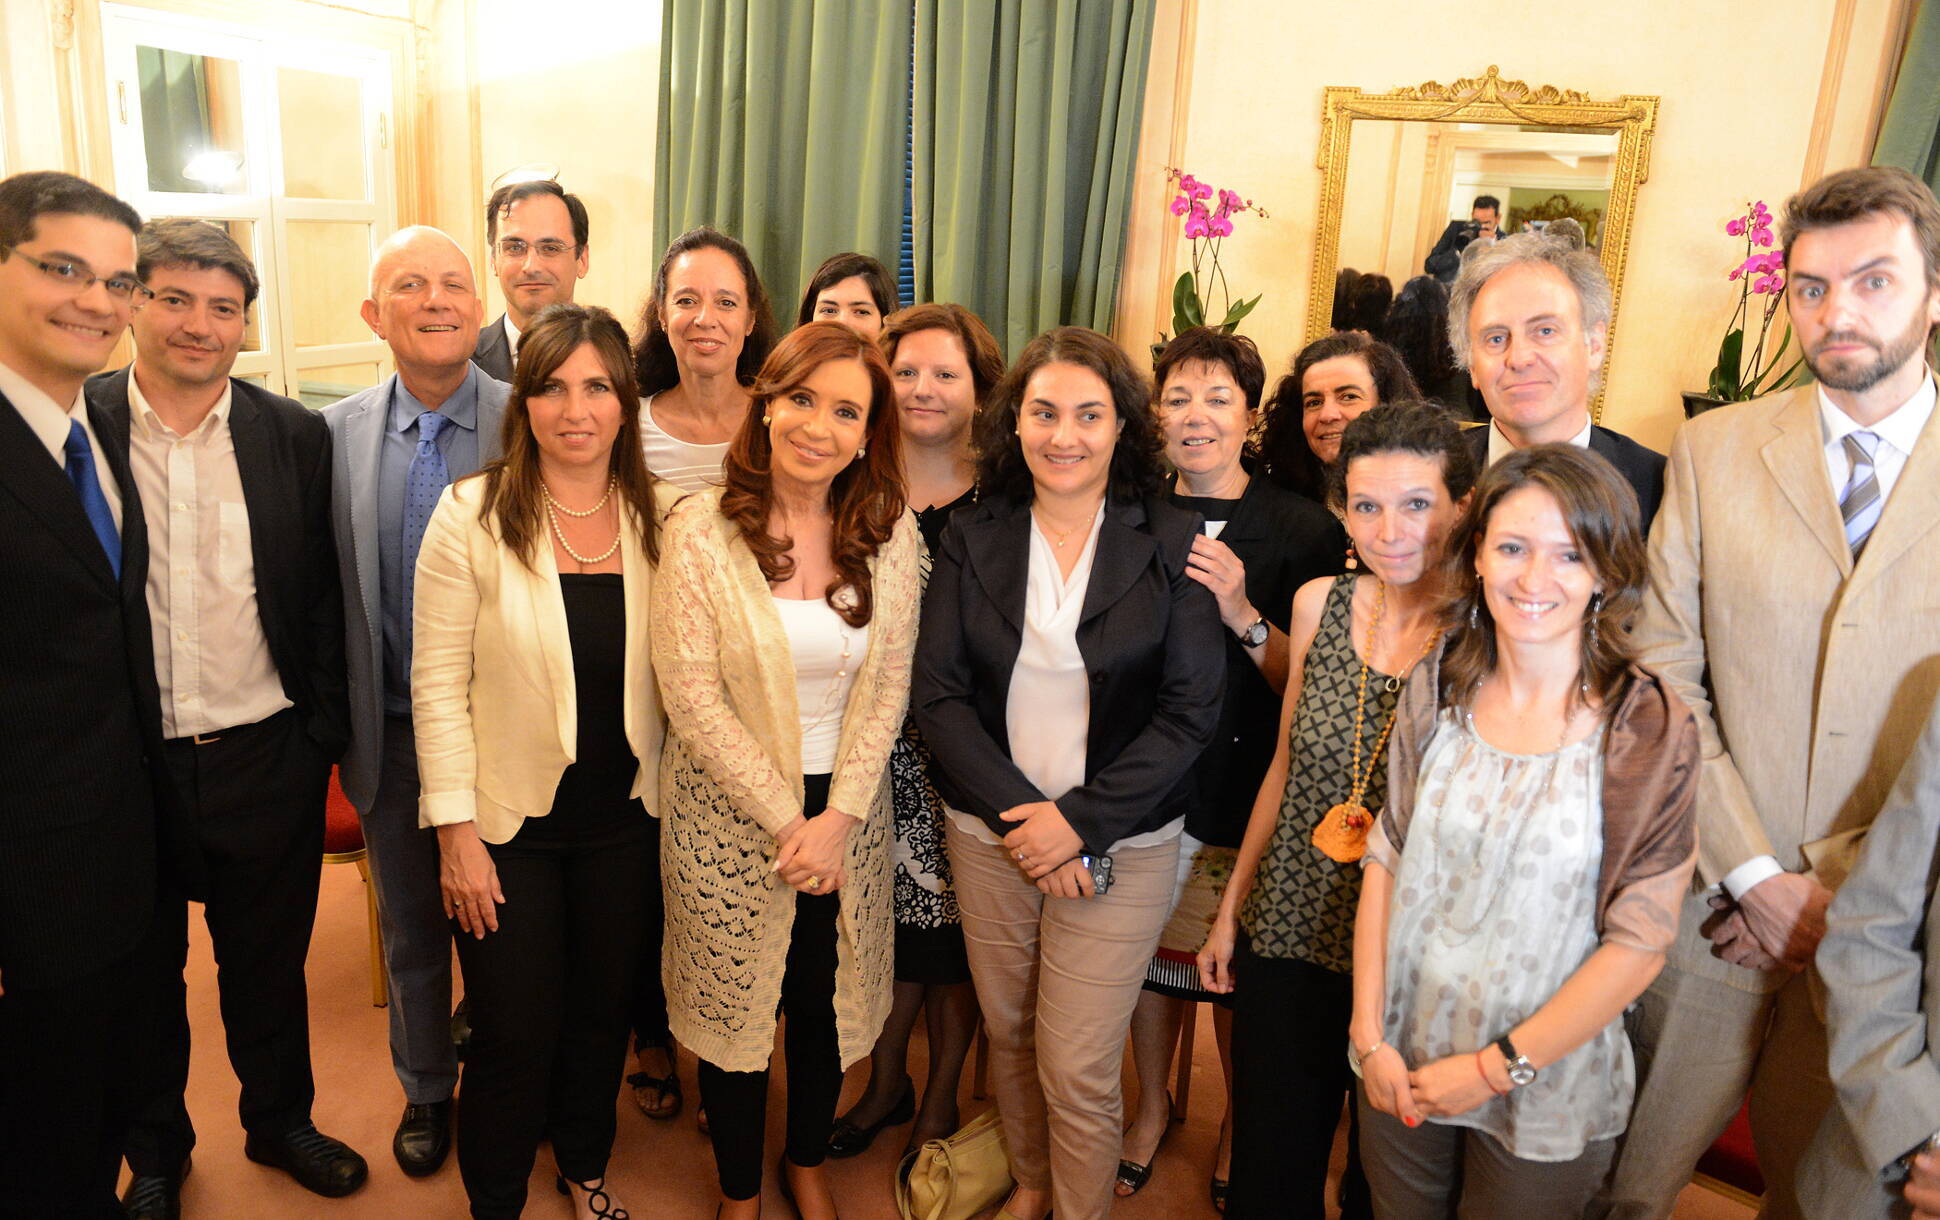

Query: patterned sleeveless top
left=1240, top=575, right=1402, bottom=973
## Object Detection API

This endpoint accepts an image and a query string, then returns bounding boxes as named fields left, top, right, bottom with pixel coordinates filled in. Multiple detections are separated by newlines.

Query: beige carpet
left=121, top=860, right=1758, bottom=1218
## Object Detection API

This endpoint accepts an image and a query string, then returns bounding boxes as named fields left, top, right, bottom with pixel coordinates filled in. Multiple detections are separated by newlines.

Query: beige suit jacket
left=1634, top=383, right=1940, bottom=992
left=411, top=475, right=667, bottom=844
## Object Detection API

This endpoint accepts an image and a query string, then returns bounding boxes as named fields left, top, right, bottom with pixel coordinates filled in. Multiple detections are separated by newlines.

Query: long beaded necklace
left=543, top=477, right=620, bottom=566
left=1311, top=579, right=1442, bottom=863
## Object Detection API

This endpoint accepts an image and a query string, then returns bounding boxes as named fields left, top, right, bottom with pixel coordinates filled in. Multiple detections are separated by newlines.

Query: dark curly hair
left=974, top=326, right=1164, bottom=504
left=631, top=226, right=779, bottom=396
left=1327, top=400, right=1478, bottom=508
left=1259, top=331, right=1419, bottom=503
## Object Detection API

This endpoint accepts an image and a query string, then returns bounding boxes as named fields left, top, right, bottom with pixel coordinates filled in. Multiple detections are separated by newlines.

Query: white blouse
left=772, top=592, right=868, bottom=775
left=639, top=393, right=730, bottom=493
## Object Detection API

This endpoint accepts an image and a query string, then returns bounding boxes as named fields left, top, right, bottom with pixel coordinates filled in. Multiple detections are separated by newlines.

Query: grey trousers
left=1594, top=959, right=1830, bottom=1220
left=1358, top=1088, right=1617, bottom=1218
left=360, top=714, right=459, bottom=1104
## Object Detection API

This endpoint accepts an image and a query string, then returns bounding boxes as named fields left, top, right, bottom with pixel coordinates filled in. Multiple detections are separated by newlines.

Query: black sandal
left=626, top=1044, right=682, bottom=1120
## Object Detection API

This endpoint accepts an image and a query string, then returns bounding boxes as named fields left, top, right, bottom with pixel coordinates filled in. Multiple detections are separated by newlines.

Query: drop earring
left=1586, top=591, right=1603, bottom=652
left=1468, top=600, right=1479, bottom=630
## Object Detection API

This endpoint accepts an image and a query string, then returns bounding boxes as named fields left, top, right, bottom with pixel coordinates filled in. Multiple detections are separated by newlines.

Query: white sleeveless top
left=639, top=393, right=729, bottom=492
left=771, top=592, right=868, bottom=775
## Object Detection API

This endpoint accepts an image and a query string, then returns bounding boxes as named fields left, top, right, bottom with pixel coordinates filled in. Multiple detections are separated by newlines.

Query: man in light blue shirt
left=322, top=227, right=507, bottom=1178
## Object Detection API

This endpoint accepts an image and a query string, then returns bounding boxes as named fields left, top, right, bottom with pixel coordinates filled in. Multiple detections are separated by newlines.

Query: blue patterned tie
left=63, top=419, right=120, bottom=579
left=1839, top=430, right=1882, bottom=557
left=400, top=410, right=450, bottom=677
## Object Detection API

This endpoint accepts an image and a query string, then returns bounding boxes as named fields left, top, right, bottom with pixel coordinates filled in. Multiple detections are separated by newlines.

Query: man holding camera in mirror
left=1425, top=194, right=1501, bottom=284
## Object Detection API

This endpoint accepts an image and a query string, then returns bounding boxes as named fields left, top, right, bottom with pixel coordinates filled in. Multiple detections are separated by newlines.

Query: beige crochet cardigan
left=651, top=487, right=920, bottom=1072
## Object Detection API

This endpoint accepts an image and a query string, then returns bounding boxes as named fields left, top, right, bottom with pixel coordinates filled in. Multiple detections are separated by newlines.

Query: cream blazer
left=1634, top=383, right=1940, bottom=992
left=652, top=487, right=920, bottom=1072
left=411, top=474, right=667, bottom=844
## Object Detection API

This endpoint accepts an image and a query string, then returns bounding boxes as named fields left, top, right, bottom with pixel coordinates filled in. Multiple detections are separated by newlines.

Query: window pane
left=286, top=221, right=373, bottom=348
left=295, top=362, right=381, bottom=410
left=137, top=47, right=246, bottom=194
left=278, top=68, right=367, bottom=200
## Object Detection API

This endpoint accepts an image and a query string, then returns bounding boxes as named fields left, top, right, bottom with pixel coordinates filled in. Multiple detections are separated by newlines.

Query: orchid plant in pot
left=1686, top=200, right=1808, bottom=417
left=1154, top=167, right=1268, bottom=360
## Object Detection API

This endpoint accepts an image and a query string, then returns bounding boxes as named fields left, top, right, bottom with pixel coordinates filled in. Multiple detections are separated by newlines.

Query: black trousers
left=629, top=813, right=671, bottom=1050
left=452, top=800, right=650, bottom=1220
left=126, top=708, right=329, bottom=1175
left=0, top=939, right=150, bottom=1219
left=1227, top=938, right=1373, bottom=1220
left=698, top=774, right=843, bottom=1202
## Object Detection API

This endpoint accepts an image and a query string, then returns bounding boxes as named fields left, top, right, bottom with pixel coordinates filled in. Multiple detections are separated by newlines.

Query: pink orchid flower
left=1184, top=214, right=1210, bottom=239
left=1208, top=215, right=1234, bottom=237
left=1726, top=217, right=1746, bottom=237
left=1752, top=226, right=1775, bottom=248
left=1170, top=195, right=1190, bottom=216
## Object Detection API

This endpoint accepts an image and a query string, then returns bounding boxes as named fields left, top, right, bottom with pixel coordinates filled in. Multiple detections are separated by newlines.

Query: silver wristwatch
left=1495, top=1034, right=1537, bottom=1087
left=1235, top=615, right=1269, bottom=648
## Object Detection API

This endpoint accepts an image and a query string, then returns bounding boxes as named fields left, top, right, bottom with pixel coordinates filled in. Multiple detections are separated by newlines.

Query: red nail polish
left=1405, top=1116, right=1419, bottom=1128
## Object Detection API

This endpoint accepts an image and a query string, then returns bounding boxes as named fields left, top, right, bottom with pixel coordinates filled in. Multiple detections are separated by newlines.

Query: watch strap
left=1494, top=1034, right=1520, bottom=1063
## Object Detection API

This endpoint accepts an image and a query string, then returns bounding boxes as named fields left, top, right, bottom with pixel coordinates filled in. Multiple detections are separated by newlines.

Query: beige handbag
left=894, top=1105, right=1014, bottom=1220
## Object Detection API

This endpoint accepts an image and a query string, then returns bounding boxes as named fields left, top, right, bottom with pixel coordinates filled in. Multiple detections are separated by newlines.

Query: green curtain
left=655, top=1, right=912, bottom=321
left=136, top=46, right=212, bottom=194
left=912, top=0, right=1156, bottom=355
left=1874, top=0, right=1940, bottom=191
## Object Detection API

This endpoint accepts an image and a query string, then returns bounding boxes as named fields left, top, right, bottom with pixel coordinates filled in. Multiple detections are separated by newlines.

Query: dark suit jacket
left=1425, top=219, right=1481, bottom=282
left=911, top=493, right=1226, bottom=855
left=1176, top=474, right=1346, bottom=847
left=472, top=315, right=513, bottom=384
left=0, top=387, right=165, bottom=990
left=1464, top=420, right=1667, bottom=527
left=89, top=369, right=350, bottom=760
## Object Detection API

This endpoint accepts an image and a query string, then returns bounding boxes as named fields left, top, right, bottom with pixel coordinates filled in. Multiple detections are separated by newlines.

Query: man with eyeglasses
left=473, top=178, right=590, bottom=382
left=0, top=170, right=170, bottom=1218
left=92, top=219, right=362, bottom=1216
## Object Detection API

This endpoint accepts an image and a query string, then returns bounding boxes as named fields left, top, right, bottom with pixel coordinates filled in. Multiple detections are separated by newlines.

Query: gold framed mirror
left=1307, top=66, right=1659, bottom=422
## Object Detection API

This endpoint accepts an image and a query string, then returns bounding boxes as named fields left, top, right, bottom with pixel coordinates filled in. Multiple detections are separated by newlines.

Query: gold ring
left=807, top=875, right=822, bottom=890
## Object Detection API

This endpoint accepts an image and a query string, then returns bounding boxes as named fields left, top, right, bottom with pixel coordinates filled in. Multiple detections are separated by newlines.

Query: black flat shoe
left=121, top=1155, right=190, bottom=1220
left=393, top=1099, right=453, bottom=1176
left=244, top=1123, right=368, bottom=1197
left=556, top=1174, right=631, bottom=1218
left=826, top=1079, right=915, bottom=1158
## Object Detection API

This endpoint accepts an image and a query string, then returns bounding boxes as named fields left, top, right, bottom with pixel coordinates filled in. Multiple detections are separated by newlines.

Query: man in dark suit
left=0, top=171, right=167, bottom=1218
left=472, top=178, right=588, bottom=382
left=1448, top=229, right=1666, bottom=523
left=95, top=220, right=363, bottom=1217
left=1424, top=193, right=1500, bottom=285
left=328, top=226, right=507, bottom=1176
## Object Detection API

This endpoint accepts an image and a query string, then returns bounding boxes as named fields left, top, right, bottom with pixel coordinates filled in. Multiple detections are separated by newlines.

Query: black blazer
left=1464, top=421, right=1667, bottom=527
left=0, top=388, right=166, bottom=990
left=912, top=494, right=1225, bottom=855
left=473, top=315, right=514, bottom=384
left=89, top=369, right=350, bottom=760
left=1176, top=475, right=1346, bottom=847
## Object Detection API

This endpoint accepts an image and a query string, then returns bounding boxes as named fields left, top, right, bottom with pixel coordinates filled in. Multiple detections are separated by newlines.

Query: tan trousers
left=1594, top=960, right=1831, bottom=1220
left=945, top=819, right=1178, bottom=1220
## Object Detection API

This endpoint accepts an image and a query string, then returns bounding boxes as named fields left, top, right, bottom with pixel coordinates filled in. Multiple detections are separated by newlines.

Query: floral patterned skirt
left=889, top=723, right=971, bottom=985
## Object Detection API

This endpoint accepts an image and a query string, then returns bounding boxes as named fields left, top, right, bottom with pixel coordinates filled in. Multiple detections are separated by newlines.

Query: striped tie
left=1840, top=430, right=1882, bottom=557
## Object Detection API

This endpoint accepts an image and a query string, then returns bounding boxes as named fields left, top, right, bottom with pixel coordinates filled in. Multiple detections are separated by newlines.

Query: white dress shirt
left=503, top=313, right=523, bottom=365
left=0, top=358, right=123, bottom=525
left=126, top=373, right=289, bottom=738
left=1721, top=371, right=1939, bottom=901
left=1485, top=413, right=1594, bottom=466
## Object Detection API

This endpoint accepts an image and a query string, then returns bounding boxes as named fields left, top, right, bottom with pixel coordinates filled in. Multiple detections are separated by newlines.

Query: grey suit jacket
left=322, top=371, right=508, bottom=813
left=1801, top=698, right=1940, bottom=1214
left=1633, top=384, right=1940, bottom=995
left=472, top=316, right=513, bottom=384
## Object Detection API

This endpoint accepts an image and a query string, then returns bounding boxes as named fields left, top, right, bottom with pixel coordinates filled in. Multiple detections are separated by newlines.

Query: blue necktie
left=63, top=419, right=121, bottom=579
left=400, top=410, right=450, bottom=677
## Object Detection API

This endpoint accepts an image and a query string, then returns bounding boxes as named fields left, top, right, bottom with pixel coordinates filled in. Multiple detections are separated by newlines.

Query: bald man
left=322, top=227, right=507, bottom=1176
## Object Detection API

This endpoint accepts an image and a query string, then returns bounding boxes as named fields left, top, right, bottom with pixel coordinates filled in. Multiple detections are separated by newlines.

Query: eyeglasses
left=0, top=245, right=154, bottom=305
left=495, top=237, right=578, bottom=261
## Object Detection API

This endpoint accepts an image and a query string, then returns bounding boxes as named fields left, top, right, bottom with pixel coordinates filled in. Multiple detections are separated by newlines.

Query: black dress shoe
left=393, top=1099, right=453, bottom=1176
left=244, top=1123, right=368, bottom=1197
left=121, top=1156, right=190, bottom=1220
left=826, top=1080, right=915, bottom=1159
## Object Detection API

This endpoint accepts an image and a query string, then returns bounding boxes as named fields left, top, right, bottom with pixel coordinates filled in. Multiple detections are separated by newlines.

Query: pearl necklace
left=543, top=478, right=620, bottom=566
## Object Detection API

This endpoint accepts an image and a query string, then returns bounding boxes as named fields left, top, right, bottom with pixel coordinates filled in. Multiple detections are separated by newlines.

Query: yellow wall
left=1117, top=0, right=1912, bottom=450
